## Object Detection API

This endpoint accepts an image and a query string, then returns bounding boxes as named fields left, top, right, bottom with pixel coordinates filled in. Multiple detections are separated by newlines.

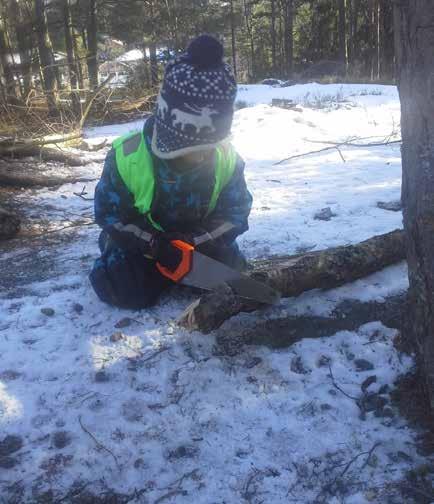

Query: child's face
left=175, top=149, right=213, bottom=166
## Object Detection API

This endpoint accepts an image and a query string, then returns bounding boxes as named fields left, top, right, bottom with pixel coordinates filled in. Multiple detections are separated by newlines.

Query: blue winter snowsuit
left=90, top=117, right=253, bottom=309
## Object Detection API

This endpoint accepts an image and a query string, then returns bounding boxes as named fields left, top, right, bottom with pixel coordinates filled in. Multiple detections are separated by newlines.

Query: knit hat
left=151, top=35, right=237, bottom=159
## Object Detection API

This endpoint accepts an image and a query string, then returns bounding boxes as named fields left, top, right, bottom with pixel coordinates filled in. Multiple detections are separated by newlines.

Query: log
left=0, top=146, right=87, bottom=166
left=0, top=159, right=95, bottom=187
left=214, top=294, right=406, bottom=355
left=0, top=206, right=20, bottom=239
left=178, top=229, right=406, bottom=333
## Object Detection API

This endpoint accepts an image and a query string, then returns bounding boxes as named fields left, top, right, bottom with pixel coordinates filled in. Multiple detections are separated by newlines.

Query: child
left=90, top=35, right=252, bottom=309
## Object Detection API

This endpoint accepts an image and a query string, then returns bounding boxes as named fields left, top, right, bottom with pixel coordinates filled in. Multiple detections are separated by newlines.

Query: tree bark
left=0, top=10, right=17, bottom=101
left=396, top=1, right=434, bottom=409
left=149, top=43, right=158, bottom=86
left=86, top=0, right=98, bottom=90
left=271, top=0, right=277, bottom=75
left=62, top=0, right=80, bottom=116
left=216, top=294, right=405, bottom=353
left=179, top=229, right=406, bottom=333
left=338, top=0, right=347, bottom=69
left=34, top=0, right=58, bottom=116
left=13, top=0, right=32, bottom=99
left=0, top=158, right=93, bottom=187
left=283, top=0, right=293, bottom=77
left=229, top=0, right=237, bottom=80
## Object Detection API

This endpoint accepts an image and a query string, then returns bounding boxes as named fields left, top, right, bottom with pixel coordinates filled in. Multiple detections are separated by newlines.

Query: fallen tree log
left=179, top=229, right=406, bottom=333
left=0, top=146, right=87, bottom=166
left=0, top=159, right=96, bottom=187
left=0, top=206, right=20, bottom=239
left=214, top=294, right=406, bottom=355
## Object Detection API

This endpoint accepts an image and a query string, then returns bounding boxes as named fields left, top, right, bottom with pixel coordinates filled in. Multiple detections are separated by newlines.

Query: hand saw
left=156, top=240, right=280, bottom=305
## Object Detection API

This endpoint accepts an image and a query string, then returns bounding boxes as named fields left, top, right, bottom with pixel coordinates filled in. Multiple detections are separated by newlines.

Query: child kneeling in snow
left=90, top=35, right=252, bottom=309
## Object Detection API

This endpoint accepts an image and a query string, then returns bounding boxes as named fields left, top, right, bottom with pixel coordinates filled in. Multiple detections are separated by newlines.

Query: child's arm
left=201, top=153, right=253, bottom=245
left=94, top=149, right=156, bottom=252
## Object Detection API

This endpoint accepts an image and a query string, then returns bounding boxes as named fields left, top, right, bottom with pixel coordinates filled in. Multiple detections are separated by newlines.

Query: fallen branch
left=0, top=160, right=96, bottom=187
left=275, top=138, right=402, bottom=165
left=179, top=229, right=406, bottom=334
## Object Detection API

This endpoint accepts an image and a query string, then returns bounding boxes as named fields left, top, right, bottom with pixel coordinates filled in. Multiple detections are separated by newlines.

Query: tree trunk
left=149, top=43, right=158, bottom=86
left=396, top=1, right=434, bottom=409
left=229, top=0, right=237, bottom=80
left=379, top=0, right=394, bottom=80
left=392, top=2, right=401, bottom=79
left=179, top=229, right=406, bottom=333
left=270, top=0, right=277, bottom=75
left=72, top=27, right=85, bottom=90
left=86, top=0, right=98, bottom=90
left=350, top=0, right=360, bottom=69
left=34, top=0, right=58, bottom=116
left=243, top=0, right=255, bottom=81
left=283, top=0, right=293, bottom=77
left=62, top=0, right=80, bottom=116
left=338, top=0, right=347, bottom=69
left=0, top=12, right=17, bottom=101
left=13, top=0, right=32, bottom=99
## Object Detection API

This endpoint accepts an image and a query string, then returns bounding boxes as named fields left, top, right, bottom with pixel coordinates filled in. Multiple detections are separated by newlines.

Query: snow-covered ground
left=0, top=84, right=424, bottom=503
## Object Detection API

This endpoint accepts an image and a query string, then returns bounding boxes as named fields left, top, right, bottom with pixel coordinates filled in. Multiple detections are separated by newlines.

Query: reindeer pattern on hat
left=157, top=94, right=218, bottom=135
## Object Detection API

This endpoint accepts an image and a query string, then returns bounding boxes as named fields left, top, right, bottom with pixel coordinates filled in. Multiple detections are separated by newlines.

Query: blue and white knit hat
left=151, top=35, right=237, bottom=159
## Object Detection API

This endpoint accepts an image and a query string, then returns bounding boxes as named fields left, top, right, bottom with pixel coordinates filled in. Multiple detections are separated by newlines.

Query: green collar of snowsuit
left=112, top=130, right=237, bottom=231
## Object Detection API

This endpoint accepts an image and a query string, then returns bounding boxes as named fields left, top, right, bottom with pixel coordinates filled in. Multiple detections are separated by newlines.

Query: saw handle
left=156, top=240, right=195, bottom=282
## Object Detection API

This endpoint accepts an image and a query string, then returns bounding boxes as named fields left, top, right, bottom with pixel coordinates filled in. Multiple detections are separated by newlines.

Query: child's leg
left=89, top=246, right=172, bottom=309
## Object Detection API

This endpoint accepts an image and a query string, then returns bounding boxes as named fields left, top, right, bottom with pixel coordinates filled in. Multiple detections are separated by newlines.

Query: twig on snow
left=154, top=469, right=200, bottom=504
left=274, top=137, right=402, bottom=165
left=73, top=185, right=94, bottom=201
left=78, top=415, right=120, bottom=470
left=328, top=363, right=359, bottom=401
left=314, top=442, right=381, bottom=503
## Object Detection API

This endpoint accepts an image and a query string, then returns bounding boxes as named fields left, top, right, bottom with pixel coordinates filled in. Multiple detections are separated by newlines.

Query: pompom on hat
left=151, top=34, right=237, bottom=159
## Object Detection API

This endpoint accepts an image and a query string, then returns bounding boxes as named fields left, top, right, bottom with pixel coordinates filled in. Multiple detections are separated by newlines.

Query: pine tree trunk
left=350, top=0, right=360, bottom=69
left=230, top=0, right=237, bottom=80
left=72, top=28, right=84, bottom=90
left=62, top=0, right=80, bottom=115
left=149, top=43, right=158, bottom=86
left=271, top=0, right=277, bottom=75
left=0, top=12, right=17, bottom=101
left=283, top=0, right=293, bottom=77
left=397, top=0, right=434, bottom=409
left=86, top=0, right=98, bottom=90
left=34, top=0, right=58, bottom=116
left=243, top=0, right=255, bottom=81
left=13, top=0, right=32, bottom=99
left=338, top=0, right=347, bottom=69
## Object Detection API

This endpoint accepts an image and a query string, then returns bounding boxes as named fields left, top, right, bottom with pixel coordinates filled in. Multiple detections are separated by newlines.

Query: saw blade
left=180, top=251, right=280, bottom=305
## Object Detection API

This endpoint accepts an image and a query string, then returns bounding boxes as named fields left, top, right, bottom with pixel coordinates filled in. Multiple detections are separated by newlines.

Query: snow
left=0, top=84, right=424, bottom=502
left=117, top=49, right=144, bottom=62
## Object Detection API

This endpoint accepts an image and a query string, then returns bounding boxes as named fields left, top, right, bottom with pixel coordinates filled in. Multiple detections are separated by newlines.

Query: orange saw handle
left=156, top=240, right=195, bottom=282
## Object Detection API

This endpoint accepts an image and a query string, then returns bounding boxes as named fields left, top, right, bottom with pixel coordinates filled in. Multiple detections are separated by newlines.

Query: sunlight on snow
left=0, top=383, right=23, bottom=422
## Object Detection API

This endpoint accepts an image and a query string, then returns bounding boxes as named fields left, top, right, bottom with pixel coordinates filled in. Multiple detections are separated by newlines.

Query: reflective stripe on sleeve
left=193, top=221, right=235, bottom=246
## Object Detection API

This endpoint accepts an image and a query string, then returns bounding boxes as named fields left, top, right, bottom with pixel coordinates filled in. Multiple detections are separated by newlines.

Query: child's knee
left=89, top=251, right=166, bottom=310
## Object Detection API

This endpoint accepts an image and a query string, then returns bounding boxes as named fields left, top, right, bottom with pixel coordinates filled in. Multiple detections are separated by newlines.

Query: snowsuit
left=90, top=117, right=253, bottom=309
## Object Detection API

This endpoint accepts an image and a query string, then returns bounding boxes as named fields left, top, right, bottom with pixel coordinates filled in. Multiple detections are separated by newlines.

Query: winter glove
left=152, top=232, right=194, bottom=272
